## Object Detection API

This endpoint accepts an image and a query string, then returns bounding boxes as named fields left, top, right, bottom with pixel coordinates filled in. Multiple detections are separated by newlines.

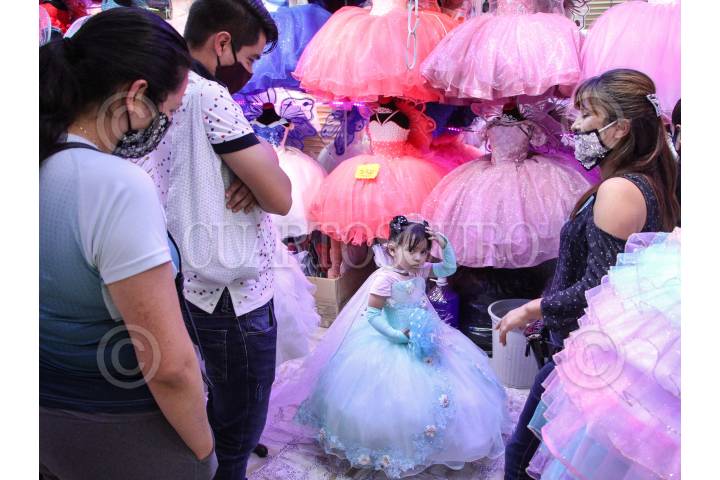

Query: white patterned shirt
left=156, top=67, right=275, bottom=316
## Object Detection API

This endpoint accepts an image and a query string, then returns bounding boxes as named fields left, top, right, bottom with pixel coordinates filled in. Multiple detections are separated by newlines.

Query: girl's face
left=390, top=238, right=430, bottom=271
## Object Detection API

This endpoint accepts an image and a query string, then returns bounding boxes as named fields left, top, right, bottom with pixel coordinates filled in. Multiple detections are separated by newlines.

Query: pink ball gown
left=425, top=132, right=484, bottom=175
left=293, top=0, right=457, bottom=102
left=310, top=106, right=445, bottom=246
left=581, top=0, right=680, bottom=115
left=421, top=0, right=582, bottom=102
left=422, top=116, right=590, bottom=268
left=527, top=230, right=680, bottom=480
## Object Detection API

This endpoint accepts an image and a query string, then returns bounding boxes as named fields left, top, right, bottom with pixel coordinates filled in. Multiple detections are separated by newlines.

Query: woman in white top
left=40, top=9, right=216, bottom=479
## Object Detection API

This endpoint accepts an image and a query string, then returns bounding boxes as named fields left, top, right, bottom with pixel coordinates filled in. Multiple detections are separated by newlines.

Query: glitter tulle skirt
left=310, top=144, right=445, bottom=245
left=293, top=6, right=457, bottom=102
left=421, top=12, right=582, bottom=101
left=421, top=155, right=590, bottom=268
left=580, top=0, right=680, bottom=114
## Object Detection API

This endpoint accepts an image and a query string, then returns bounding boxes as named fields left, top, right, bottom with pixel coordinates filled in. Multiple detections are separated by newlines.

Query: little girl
left=292, top=216, right=510, bottom=478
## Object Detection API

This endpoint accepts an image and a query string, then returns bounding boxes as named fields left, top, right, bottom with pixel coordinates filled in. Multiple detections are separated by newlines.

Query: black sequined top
left=541, top=173, right=663, bottom=347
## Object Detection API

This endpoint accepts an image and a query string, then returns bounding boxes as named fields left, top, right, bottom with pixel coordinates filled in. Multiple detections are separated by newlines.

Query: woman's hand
left=495, top=298, right=542, bottom=346
left=425, top=226, right=447, bottom=249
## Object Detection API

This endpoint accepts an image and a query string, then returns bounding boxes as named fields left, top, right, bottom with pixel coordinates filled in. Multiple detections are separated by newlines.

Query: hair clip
left=646, top=94, right=662, bottom=118
left=390, top=215, right=409, bottom=233
left=376, top=106, right=393, bottom=114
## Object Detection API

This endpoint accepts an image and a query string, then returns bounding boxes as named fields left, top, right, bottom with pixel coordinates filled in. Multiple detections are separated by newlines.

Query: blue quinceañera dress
left=285, top=238, right=510, bottom=478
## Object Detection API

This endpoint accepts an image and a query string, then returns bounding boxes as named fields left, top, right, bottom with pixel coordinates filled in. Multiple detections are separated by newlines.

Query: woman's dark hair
left=571, top=68, right=679, bottom=231
left=672, top=99, right=681, bottom=127
left=184, top=0, right=278, bottom=53
left=388, top=216, right=430, bottom=252
left=40, top=8, right=191, bottom=162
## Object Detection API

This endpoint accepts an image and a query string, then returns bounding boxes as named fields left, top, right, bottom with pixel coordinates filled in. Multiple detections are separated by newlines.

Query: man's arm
left=220, top=138, right=292, bottom=215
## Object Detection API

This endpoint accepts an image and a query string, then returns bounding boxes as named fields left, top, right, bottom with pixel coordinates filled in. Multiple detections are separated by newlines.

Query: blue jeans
left=183, top=291, right=277, bottom=480
left=504, top=360, right=556, bottom=480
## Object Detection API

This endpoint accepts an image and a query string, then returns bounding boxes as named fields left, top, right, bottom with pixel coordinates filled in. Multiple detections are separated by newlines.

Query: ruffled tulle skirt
left=271, top=146, right=327, bottom=239
left=296, top=308, right=509, bottom=478
left=421, top=155, right=590, bottom=268
left=240, top=4, right=331, bottom=95
left=421, top=13, right=582, bottom=101
left=527, top=230, right=680, bottom=480
left=293, top=6, right=457, bottom=102
left=271, top=242, right=320, bottom=366
left=426, top=134, right=484, bottom=175
left=309, top=150, right=444, bottom=245
left=581, top=0, right=680, bottom=114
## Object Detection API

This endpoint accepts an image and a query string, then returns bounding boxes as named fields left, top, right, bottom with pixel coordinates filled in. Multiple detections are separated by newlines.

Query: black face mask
left=215, top=41, right=252, bottom=94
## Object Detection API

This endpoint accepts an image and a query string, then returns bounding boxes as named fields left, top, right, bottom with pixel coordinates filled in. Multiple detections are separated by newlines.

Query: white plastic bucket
left=489, top=299, right=539, bottom=389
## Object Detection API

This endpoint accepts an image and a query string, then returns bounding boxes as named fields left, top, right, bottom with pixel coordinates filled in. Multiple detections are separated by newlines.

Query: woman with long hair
left=496, top=68, right=679, bottom=480
left=40, top=8, right=216, bottom=479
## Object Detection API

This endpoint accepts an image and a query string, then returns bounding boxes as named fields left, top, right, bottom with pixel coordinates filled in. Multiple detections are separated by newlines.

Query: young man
left=154, top=1, right=290, bottom=479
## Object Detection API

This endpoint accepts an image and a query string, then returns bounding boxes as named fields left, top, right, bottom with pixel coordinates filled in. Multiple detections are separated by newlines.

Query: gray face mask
left=113, top=110, right=171, bottom=159
left=573, top=120, right=617, bottom=170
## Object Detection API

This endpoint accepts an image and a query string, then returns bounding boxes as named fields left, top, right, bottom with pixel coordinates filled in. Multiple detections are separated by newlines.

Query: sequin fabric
left=495, top=0, right=538, bottom=15
left=540, top=174, right=663, bottom=343
left=486, top=120, right=543, bottom=165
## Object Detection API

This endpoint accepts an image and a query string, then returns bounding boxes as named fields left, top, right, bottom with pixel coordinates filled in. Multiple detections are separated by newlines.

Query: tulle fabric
left=421, top=11, right=581, bottom=101
left=422, top=120, right=589, bottom=268
left=271, top=146, right=327, bottom=239
left=580, top=0, right=680, bottom=115
left=240, top=4, right=331, bottom=95
left=275, top=269, right=509, bottom=478
left=422, top=155, right=588, bottom=268
left=309, top=150, right=444, bottom=245
left=527, top=230, right=680, bottom=480
left=272, top=240, right=321, bottom=366
left=425, top=133, right=484, bottom=175
left=40, top=6, right=53, bottom=45
left=551, top=148, right=602, bottom=185
left=63, top=15, right=91, bottom=38
left=293, top=2, right=457, bottom=102
left=317, top=133, right=372, bottom=173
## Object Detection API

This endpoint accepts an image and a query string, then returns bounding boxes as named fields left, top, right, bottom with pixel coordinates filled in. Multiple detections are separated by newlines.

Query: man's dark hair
left=184, top=0, right=278, bottom=53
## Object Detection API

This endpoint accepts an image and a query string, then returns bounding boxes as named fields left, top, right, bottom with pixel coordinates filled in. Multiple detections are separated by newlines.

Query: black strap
left=47, top=142, right=101, bottom=157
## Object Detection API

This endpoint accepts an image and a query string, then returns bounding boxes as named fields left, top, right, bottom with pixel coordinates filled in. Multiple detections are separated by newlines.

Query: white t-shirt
left=156, top=69, right=275, bottom=316
left=40, top=134, right=172, bottom=369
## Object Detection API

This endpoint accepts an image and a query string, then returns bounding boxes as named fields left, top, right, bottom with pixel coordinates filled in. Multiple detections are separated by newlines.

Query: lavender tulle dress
left=421, top=0, right=582, bottom=102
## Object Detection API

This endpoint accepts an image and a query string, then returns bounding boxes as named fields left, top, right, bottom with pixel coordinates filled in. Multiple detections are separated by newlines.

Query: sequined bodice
left=368, top=119, right=410, bottom=156
left=487, top=123, right=532, bottom=164
left=385, top=277, right=428, bottom=330
left=496, top=0, right=537, bottom=15
left=253, top=123, right=285, bottom=147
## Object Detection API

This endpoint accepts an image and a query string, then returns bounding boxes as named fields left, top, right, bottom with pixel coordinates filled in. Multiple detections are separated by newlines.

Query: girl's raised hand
left=425, top=226, right=447, bottom=249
